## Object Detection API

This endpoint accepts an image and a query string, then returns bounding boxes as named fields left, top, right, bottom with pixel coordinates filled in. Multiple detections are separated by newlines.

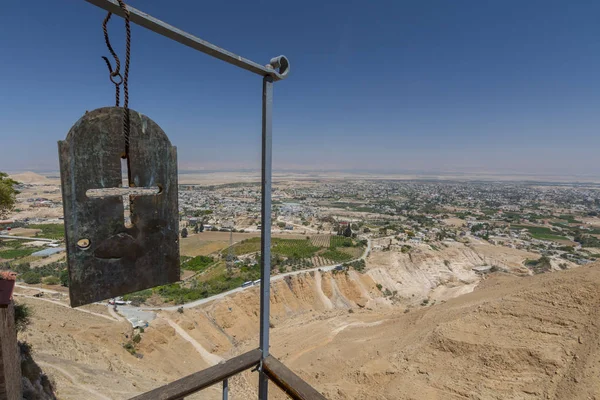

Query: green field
left=230, top=237, right=262, bottom=255
left=330, top=236, right=353, bottom=248
left=230, top=237, right=321, bottom=259
left=272, top=239, right=320, bottom=259
left=181, top=255, right=215, bottom=272
left=27, top=224, right=65, bottom=240
left=511, top=225, right=568, bottom=241
left=0, top=248, right=41, bottom=260
left=558, top=215, right=582, bottom=224
left=321, top=249, right=353, bottom=263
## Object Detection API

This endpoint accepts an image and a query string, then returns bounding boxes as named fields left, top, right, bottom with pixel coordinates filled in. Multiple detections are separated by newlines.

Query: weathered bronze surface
left=58, top=107, right=179, bottom=307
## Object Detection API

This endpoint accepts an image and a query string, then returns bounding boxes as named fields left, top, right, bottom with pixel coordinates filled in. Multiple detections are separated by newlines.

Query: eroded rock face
left=20, top=343, right=56, bottom=400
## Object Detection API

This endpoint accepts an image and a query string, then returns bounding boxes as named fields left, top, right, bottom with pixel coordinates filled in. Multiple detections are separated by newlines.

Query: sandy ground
left=581, top=217, right=600, bottom=227
left=442, top=217, right=465, bottom=227
left=273, top=265, right=600, bottom=399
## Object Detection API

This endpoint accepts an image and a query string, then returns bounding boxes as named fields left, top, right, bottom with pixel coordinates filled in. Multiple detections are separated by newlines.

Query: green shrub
left=14, top=303, right=31, bottom=333
left=43, top=276, right=60, bottom=285
left=21, top=271, right=41, bottom=284
left=347, top=259, right=366, bottom=272
left=132, top=333, right=141, bottom=344
left=123, top=342, right=136, bottom=355
left=13, top=263, right=31, bottom=274
left=59, top=269, right=69, bottom=287
left=524, top=256, right=552, bottom=274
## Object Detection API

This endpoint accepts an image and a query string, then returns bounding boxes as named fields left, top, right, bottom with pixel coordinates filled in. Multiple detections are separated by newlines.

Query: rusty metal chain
left=101, top=0, right=132, bottom=157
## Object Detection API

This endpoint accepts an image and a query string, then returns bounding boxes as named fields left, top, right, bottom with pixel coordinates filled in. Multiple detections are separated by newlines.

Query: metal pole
left=258, top=75, right=274, bottom=400
left=84, top=0, right=289, bottom=81
left=222, top=378, right=228, bottom=400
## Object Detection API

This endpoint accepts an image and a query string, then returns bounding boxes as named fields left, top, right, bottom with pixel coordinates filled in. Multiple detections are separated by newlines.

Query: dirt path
left=37, top=361, right=112, bottom=400
left=161, top=316, right=223, bottom=366
left=107, top=306, right=125, bottom=322
left=287, top=320, right=384, bottom=363
left=13, top=294, right=119, bottom=322
left=15, top=284, right=62, bottom=294
left=314, top=270, right=334, bottom=309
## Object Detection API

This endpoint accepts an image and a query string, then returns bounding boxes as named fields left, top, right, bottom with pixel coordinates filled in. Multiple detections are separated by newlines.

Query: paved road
left=141, top=236, right=371, bottom=312
left=0, top=235, right=56, bottom=242
left=111, top=305, right=157, bottom=323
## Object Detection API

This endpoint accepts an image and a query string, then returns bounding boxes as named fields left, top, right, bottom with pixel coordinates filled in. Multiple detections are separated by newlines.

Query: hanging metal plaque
left=58, top=107, right=179, bottom=307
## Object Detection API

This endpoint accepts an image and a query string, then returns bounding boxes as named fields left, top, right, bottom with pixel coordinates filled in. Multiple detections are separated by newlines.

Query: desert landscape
left=3, top=171, right=600, bottom=399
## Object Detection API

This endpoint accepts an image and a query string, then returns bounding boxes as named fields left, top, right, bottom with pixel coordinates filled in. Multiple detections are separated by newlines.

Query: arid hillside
left=272, top=264, right=600, bottom=399
left=14, top=241, right=596, bottom=399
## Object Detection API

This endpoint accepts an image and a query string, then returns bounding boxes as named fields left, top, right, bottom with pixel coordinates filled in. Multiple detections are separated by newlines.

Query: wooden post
left=0, top=301, right=22, bottom=400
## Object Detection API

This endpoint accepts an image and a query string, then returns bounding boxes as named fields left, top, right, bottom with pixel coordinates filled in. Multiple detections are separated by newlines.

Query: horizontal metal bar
left=129, top=349, right=262, bottom=400
left=84, top=0, right=289, bottom=80
left=263, top=355, right=327, bottom=400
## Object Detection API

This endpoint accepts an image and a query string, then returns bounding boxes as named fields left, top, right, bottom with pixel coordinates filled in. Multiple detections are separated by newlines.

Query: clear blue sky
left=1, top=1, right=599, bottom=176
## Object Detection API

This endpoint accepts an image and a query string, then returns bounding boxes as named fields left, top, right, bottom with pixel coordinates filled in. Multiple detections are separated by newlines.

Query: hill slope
left=272, top=264, right=600, bottom=399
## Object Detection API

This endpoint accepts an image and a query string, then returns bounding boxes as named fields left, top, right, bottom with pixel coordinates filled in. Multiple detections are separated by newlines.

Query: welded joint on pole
left=252, top=359, right=263, bottom=373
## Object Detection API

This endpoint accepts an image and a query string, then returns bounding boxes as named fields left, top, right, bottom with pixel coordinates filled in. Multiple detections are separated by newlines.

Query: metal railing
left=128, top=349, right=325, bottom=400
left=81, top=1, right=324, bottom=399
